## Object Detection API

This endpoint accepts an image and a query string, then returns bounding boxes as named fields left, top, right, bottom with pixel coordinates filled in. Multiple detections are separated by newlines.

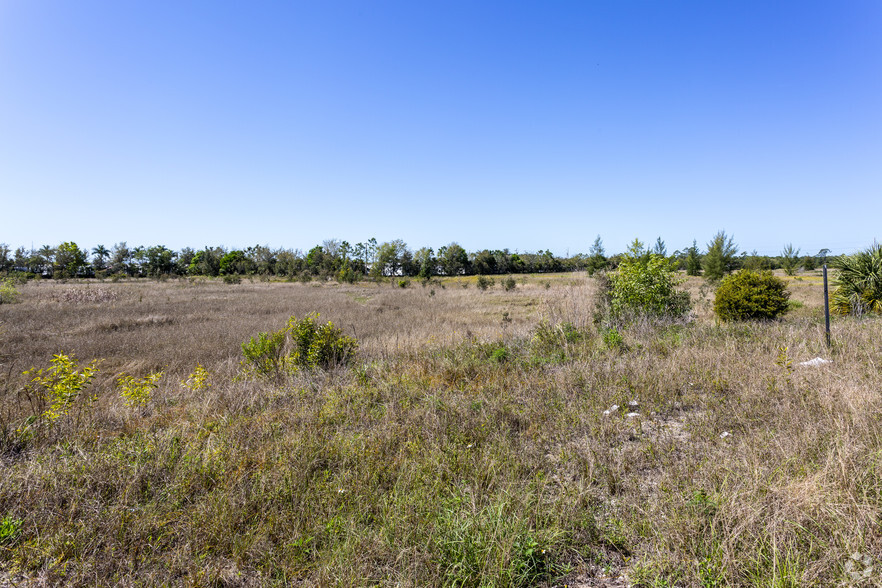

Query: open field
left=0, top=274, right=880, bottom=586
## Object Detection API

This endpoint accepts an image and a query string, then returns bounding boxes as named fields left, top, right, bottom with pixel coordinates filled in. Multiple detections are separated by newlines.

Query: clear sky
left=1, top=1, right=880, bottom=257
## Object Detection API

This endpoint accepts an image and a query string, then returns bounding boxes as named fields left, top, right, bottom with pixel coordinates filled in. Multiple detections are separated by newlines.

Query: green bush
left=242, top=314, right=358, bottom=375
left=336, top=265, right=359, bottom=284
left=831, top=244, right=882, bottom=316
left=241, top=330, right=287, bottom=375
left=0, top=278, right=20, bottom=304
left=476, top=275, right=494, bottom=291
left=713, top=270, right=790, bottom=321
left=287, top=314, right=358, bottom=369
left=607, top=253, right=690, bottom=320
left=502, top=275, right=517, bottom=291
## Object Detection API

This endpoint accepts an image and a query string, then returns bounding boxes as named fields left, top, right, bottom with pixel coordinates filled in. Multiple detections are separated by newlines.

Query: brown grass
left=0, top=274, right=880, bottom=587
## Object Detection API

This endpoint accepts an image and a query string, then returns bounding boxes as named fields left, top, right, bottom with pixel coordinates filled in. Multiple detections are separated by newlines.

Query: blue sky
left=1, top=1, right=880, bottom=257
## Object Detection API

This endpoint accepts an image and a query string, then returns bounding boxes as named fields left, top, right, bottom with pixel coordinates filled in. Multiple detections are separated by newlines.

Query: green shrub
left=287, top=313, right=358, bottom=370
left=476, top=275, right=494, bottom=291
left=713, top=270, right=790, bottom=321
left=242, top=314, right=358, bottom=375
left=502, top=275, right=517, bottom=291
left=117, top=371, right=163, bottom=408
left=703, top=231, right=738, bottom=281
left=241, top=330, right=287, bottom=375
left=831, top=244, right=882, bottom=316
left=336, top=265, right=359, bottom=284
left=602, top=326, right=625, bottom=350
left=0, top=278, right=20, bottom=304
left=607, top=253, right=690, bottom=320
left=23, top=353, right=100, bottom=425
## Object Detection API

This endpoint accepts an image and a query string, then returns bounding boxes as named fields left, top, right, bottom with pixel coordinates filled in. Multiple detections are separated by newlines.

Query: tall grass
left=0, top=275, right=879, bottom=586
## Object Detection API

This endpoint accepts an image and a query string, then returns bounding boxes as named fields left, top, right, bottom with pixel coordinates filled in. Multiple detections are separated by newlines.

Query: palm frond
left=831, top=244, right=882, bottom=316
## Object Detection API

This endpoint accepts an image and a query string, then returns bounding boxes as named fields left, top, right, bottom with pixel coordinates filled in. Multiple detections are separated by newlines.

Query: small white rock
left=602, top=404, right=620, bottom=417
left=798, top=357, right=832, bottom=367
left=626, top=412, right=640, bottom=419
left=720, top=431, right=731, bottom=439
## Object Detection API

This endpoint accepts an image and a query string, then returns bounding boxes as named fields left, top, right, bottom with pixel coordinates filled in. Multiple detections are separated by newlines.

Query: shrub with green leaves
left=476, top=275, right=494, bottom=291
left=181, top=364, right=211, bottom=392
left=713, top=270, right=790, bottom=321
left=831, top=244, right=882, bottom=316
left=23, top=353, right=100, bottom=424
left=0, top=278, right=20, bottom=304
left=607, top=253, right=690, bottom=320
left=117, top=371, right=164, bottom=407
left=241, top=330, right=287, bottom=375
left=242, top=314, right=358, bottom=375
left=287, top=313, right=358, bottom=370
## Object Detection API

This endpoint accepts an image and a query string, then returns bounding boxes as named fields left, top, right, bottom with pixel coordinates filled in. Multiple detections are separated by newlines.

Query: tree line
left=0, top=233, right=834, bottom=281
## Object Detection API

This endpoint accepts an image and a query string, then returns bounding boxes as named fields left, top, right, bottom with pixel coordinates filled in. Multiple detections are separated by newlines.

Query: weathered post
left=823, top=264, right=831, bottom=347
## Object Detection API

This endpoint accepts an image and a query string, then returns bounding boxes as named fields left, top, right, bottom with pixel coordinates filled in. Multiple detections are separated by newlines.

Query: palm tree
left=831, top=243, right=882, bottom=316
left=36, top=245, right=55, bottom=276
left=91, top=244, right=110, bottom=272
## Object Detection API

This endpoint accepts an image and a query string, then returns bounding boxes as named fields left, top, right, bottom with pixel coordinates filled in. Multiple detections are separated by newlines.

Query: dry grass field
left=0, top=273, right=880, bottom=587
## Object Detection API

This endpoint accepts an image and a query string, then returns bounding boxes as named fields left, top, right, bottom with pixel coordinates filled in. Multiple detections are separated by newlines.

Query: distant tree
left=131, top=246, right=147, bottom=276
left=276, top=249, right=305, bottom=277
left=372, top=239, right=411, bottom=277
left=188, top=247, right=225, bottom=276
left=493, top=250, right=514, bottom=274
left=685, top=240, right=702, bottom=276
left=625, top=238, right=651, bottom=264
left=801, top=255, right=817, bottom=271
left=414, top=247, right=436, bottom=279
left=305, top=245, right=326, bottom=275
left=13, top=247, right=29, bottom=272
left=54, top=242, right=88, bottom=278
left=220, top=250, right=252, bottom=275
left=366, top=238, right=378, bottom=268
left=509, top=253, right=526, bottom=273
left=741, top=250, right=770, bottom=271
left=652, top=237, right=667, bottom=257
left=246, top=245, right=277, bottom=275
left=439, top=243, right=469, bottom=276
left=703, top=231, right=738, bottom=281
left=817, top=248, right=831, bottom=266
left=586, top=235, right=608, bottom=275
left=109, top=242, right=131, bottom=275
left=322, top=239, right=341, bottom=259
left=36, top=245, right=55, bottom=276
left=0, top=244, right=11, bottom=273
left=177, top=247, right=196, bottom=275
left=471, top=250, right=497, bottom=275
left=145, top=245, right=177, bottom=276
left=91, top=244, right=110, bottom=272
left=780, top=243, right=801, bottom=276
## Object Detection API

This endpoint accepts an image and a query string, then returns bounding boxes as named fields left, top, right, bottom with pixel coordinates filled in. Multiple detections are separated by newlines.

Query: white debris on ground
left=720, top=431, right=732, bottom=439
left=798, top=357, right=832, bottom=367
left=603, top=404, right=619, bottom=417
left=625, top=412, right=640, bottom=419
